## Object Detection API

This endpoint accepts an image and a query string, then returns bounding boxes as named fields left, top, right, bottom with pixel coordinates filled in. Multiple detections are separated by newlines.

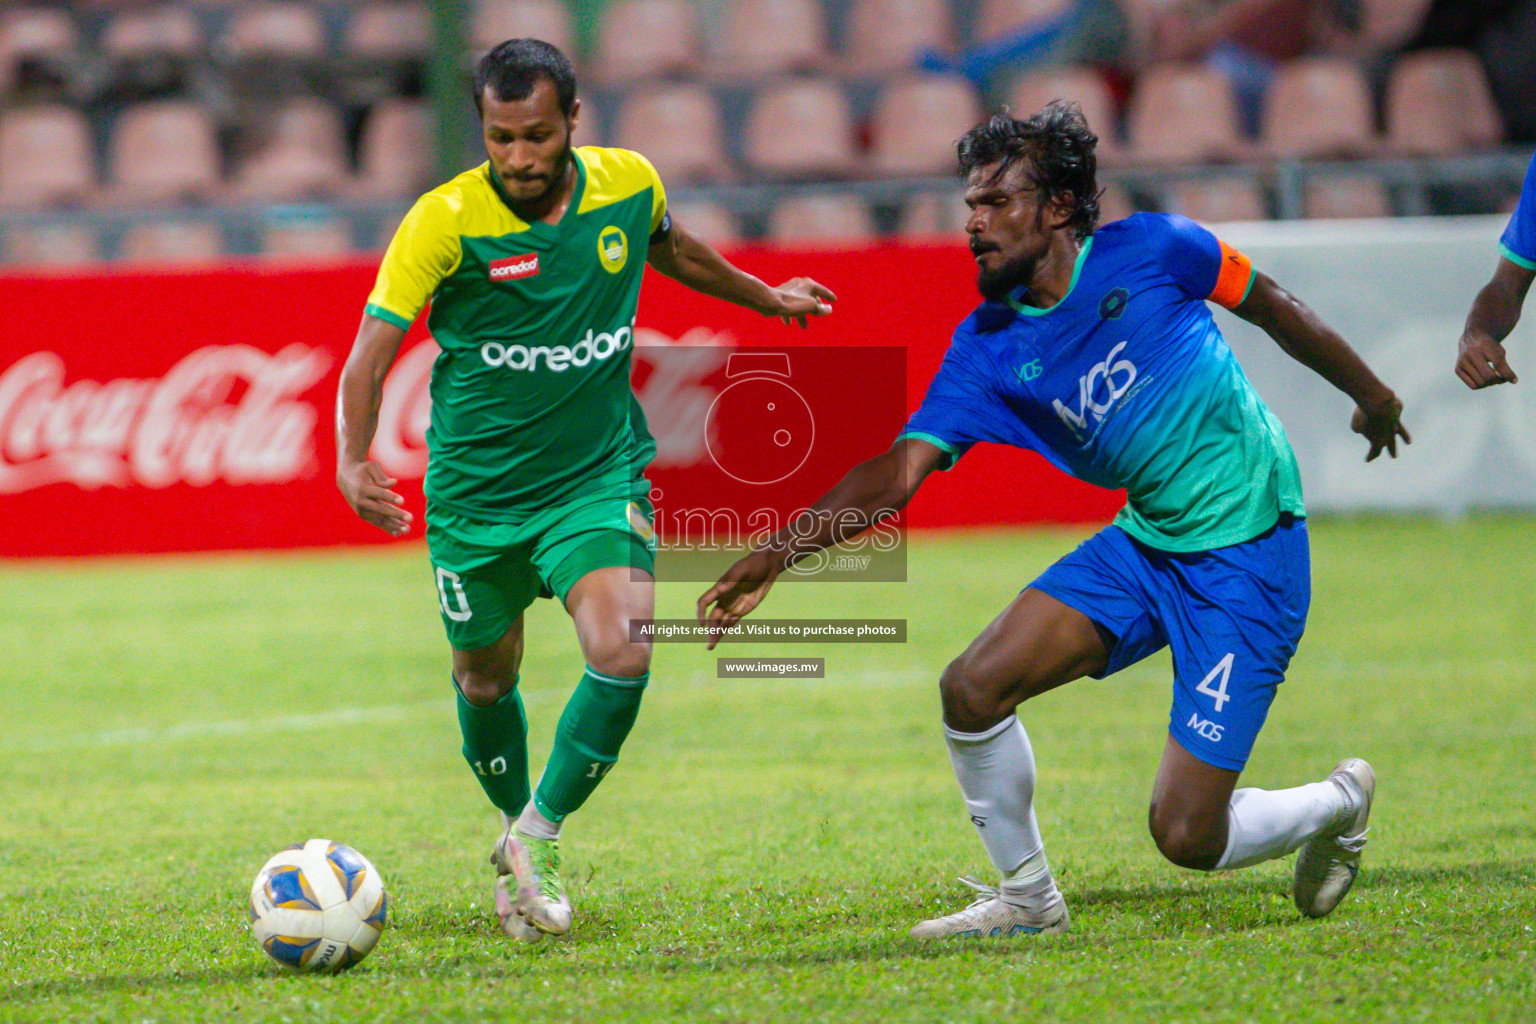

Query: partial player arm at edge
left=1233, top=271, right=1410, bottom=462
left=335, top=313, right=412, bottom=536
left=695, top=438, right=948, bottom=647
left=1456, top=256, right=1533, bottom=389
left=647, top=220, right=835, bottom=327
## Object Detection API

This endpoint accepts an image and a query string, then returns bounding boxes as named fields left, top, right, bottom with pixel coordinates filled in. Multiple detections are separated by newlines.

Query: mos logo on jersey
left=598, top=227, right=627, bottom=273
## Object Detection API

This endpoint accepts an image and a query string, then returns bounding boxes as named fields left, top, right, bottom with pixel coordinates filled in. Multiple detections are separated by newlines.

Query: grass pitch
left=1, top=516, right=1533, bottom=1023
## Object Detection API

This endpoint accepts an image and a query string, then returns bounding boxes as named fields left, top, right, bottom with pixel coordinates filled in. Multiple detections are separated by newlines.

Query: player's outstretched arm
left=647, top=220, right=835, bottom=327
left=1456, top=256, right=1533, bottom=390
left=336, top=314, right=412, bottom=536
left=695, top=438, right=946, bottom=649
left=1235, top=271, right=1411, bottom=462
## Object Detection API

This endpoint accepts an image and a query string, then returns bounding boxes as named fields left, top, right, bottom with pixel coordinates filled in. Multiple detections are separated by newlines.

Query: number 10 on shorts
left=436, top=567, right=473, bottom=622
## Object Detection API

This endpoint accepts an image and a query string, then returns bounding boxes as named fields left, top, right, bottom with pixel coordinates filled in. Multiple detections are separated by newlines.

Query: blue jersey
left=1500, top=150, right=1536, bottom=270
left=901, top=212, right=1304, bottom=553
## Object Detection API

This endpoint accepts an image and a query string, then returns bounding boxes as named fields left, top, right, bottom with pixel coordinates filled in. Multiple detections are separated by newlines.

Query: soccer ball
left=248, top=839, right=388, bottom=973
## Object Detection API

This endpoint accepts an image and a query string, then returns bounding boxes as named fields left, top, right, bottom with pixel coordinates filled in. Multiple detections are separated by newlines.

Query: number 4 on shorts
left=1196, top=653, right=1234, bottom=712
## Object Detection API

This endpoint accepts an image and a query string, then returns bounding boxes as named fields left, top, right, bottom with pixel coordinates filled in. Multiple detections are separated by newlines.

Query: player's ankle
left=516, top=802, right=561, bottom=840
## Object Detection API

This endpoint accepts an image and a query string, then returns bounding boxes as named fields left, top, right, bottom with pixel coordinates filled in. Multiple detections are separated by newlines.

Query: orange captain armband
left=1209, top=239, right=1255, bottom=309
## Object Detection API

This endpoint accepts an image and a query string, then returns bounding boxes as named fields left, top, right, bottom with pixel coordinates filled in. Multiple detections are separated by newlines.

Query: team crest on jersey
left=598, top=227, right=628, bottom=274
left=1099, top=287, right=1129, bottom=320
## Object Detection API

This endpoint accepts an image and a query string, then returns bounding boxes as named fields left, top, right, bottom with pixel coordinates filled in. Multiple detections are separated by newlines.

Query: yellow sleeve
left=364, top=193, right=462, bottom=330
left=633, top=151, right=668, bottom=235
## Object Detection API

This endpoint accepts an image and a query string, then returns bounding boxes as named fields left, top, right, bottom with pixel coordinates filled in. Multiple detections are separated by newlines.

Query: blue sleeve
left=1499, top=152, right=1536, bottom=270
left=897, top=334, right=1010, bottom=469
left=1136, top=212, right=1254, bottom=308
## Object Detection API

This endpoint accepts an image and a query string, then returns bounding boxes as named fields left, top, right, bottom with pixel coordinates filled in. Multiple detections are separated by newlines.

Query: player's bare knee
left=584, top=636, right=651, bottom=680
left=1148, top=805, right=1223, bottom=871
left=455, top=667, right=515, bottom=708
left=939, top=655, right=1011, bottom=732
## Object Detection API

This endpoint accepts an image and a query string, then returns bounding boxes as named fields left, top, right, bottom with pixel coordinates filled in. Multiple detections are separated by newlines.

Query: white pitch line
left=2, top=666, right=935, bottom=754
left=4, top=658, right=1530, bottom=754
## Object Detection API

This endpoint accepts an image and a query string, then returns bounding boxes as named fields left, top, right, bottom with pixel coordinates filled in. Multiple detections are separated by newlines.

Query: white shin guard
left=944, top=716, right=1051, bottom=884
left=1215, top=781, right=1348, bottom=870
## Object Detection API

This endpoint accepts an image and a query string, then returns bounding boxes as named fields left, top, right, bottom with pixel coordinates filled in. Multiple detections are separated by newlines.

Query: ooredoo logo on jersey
left=480, top=322, right=634, bottom=373
left=487, top=253, right=540, bottom=282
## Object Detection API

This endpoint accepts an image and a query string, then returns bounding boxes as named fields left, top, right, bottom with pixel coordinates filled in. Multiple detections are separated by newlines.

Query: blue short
left=1030, top=515, right=1310, bottom=771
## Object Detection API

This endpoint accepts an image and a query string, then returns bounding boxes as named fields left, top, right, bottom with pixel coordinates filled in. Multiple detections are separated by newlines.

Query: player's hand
left=767, top=277, right=836, bottom=328
left=337, top=459, right=413, bottom=536
left=1350, top=393, right=1411, bottom=462
left=696, top=550, right=780, bottom=650
left=1455, top=331, right=1519, bottom=389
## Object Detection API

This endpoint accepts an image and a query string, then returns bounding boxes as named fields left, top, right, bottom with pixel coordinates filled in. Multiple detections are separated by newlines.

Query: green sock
left=534, top=666, right=649, bottom=822
left=454, top=676, right=531, bottom=816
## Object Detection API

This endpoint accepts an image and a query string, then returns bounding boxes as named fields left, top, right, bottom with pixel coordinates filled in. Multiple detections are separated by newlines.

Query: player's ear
left=1044, top=192, right=1076, bottom=232
left=567, top=97, right=581, bottom=140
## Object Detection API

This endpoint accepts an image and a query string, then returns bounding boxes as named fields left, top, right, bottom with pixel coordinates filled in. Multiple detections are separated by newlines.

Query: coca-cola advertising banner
left=1, top=248, right=1121, bottom=558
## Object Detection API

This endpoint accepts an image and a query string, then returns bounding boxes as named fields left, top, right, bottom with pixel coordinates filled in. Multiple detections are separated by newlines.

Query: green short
left=426, top=485, right=656, bottom=651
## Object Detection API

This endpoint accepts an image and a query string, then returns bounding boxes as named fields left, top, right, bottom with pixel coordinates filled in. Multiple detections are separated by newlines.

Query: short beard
left=976, top=249, right=1037, bottom=302
left=502, top=139, right=573, bottom=218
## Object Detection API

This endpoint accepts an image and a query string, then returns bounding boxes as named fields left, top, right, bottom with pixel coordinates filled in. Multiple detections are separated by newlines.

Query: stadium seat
left=1262, top=57, right=1377, bottom=159
left=593, top=0, right=703, bottom=85
left=743, top=78, right=860, bottom=180
left=0, top=5, right=81, bottom=96
left=668, top=200, right=742, bottom=248
left=1006, top=66, right=1122, bottom=163
left=1126, top=63, right=1248, bottom=165
left=119, top=218, right=226, bottom=265
left=472, top=0, right=575, bottom=59
left=262, top=215, right=356, bottom=260
left=229, top=98, right=351, bottom=203
left=1098, top=182, right=1135, bottom=223
left=976, top=0, right=1078, bottom=39
left=218, top=2, right=328, bottom=60
left=1304, top=175, right=1392, bottom=220
left=3, top=223, right=100, bottom=267
left=101, top=5, right=205, bottom=60
left=616, top=84, right=733, bottom=185
left=571, top=98, right=603, bottom=149
left=713, top=0, right=829, bottom=80
left=1166, top=179, right=1267, bottom=222
left=352, top=98, right=432, bottom=200
left=767, top=193, right=877, bottom=247
left=869, top=73, right=982, bottom=177
left=1358, top=0, right=1434, bottom=52
left=106, top=100, right=222, bottom=206
left=898, top=189, right=968, bottom=241
left=0, top=105, right=95, bottom=209
left=343, top=2, right=431, bottom=60
left=1384, top=49, right=1504, bottom=156
left=842, top=0, right=955, bottom=76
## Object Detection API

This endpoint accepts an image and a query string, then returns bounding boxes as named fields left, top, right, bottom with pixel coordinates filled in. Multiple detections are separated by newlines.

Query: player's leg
left=1147, top=516, right=1374, bottom=918
left=915, top=527, right=1167, bottom=940
left=428, top=511, right=546, bottom=941
left=913, top=587, right=1117, bottom=939
left=452, top=617, right=530, bottom=815
left=498, top=515, right=656, bottom=936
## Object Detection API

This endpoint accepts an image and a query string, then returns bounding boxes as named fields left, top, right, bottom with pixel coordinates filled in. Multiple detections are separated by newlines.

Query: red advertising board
left=0, top=246, right=1122, bottom=557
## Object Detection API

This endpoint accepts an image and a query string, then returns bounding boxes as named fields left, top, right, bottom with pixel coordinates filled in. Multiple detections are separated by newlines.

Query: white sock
left=945, top=716, right=1059, bottom=909
left=1214, top=781, right=1348, bottom=870
left=514, top=802, right=561, bottom=840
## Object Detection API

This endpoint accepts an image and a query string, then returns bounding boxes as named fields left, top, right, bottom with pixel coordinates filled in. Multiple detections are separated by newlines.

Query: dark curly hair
left=956, top=102, right=1102, bottom=240
left=473, top=38, right=577, bottom=117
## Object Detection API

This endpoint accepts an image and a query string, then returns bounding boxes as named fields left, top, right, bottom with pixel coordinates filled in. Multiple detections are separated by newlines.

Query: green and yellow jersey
left=365, top=146, right=668, bottom=521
